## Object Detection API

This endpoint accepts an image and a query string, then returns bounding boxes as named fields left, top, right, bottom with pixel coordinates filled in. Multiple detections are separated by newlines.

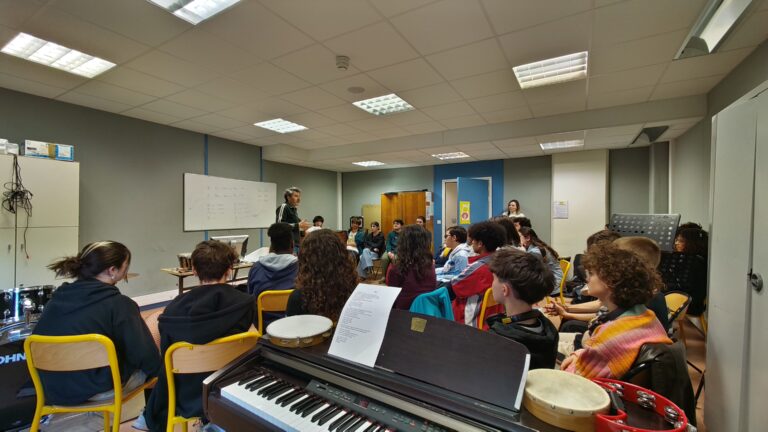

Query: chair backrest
left=665, top=291, right=692, bottom=323
left=256, top=289, right=294, bottom=334
left=25, top=334, right=122, bottom=406
left=166, top=332, right=260, bottom=375
left=143, top=309, right=164, bottom=350
left=476, top=287, right=498, bottom=328
left=558, top=259, right=572, bottom=304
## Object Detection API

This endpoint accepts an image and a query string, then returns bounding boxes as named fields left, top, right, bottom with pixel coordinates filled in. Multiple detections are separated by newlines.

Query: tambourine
left=523, top=369, right=611, bottom=432
left=592, top=378, right=690, bottom=432
left=265, top=315, right=333, bottom=348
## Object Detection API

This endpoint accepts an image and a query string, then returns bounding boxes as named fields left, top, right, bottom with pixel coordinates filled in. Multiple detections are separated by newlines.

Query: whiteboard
left=184, top=173, right=276, bottom=231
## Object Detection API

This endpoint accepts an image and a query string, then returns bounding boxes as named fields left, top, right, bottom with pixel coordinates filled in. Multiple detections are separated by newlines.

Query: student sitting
left=33, top=241, right=160, bottom=405
left=286, top=229, right=357, bottom=322
left=519, top=227, right=563, bottom=295
left=142, top=240, right=255, bottom=431
left=358, top=221, right=385, bottom=278
left=378, top=219, right=403, bottom=280
left=487, top=249, right=559, bottom=370
left=305, top=215, right=325, bottom=233
left=247, top=223, right=298, bottom=326
left=346, top=217, right=365, bottom=260
left=561, top=243, right=672, bottom=379
left=446, top=221, right=506, bottom=327
left=387, top=225, right=436, bottom=309
left=493, top=216, right=523, bottom=249
left=435, top=226, right=472, bottom=282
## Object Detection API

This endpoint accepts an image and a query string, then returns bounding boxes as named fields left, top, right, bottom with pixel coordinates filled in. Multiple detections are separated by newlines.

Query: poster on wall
left=553, top=200, right=569, bottom=219
left=460, top=201, right=471, bottom=224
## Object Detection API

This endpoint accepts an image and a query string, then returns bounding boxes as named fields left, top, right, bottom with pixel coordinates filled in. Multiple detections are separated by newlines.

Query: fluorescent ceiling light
left=432, top=152, right=470, bottom=160
left=148, top=0, right=241, bottom=24
left=675, top=0, right=754, bottom=59
left=539, top=140, right=584, bottom=151
left=352, top=161, right=385, bottom=167
left=254, top=118, right=307, bottom=134
left=352, top=93, right=414, bottom=116
left=513, top=51, right=588, bottom=89
left=1, top=33, right=115, bottom=78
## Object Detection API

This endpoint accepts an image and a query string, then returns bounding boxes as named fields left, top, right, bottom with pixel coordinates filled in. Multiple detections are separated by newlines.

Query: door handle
left=751, top=271, right=763, bottom=293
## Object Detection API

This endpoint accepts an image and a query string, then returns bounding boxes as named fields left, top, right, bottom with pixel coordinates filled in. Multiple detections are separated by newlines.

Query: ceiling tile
left=588, top=64, right=667, bottom=94
left=317, top=104, right=372, bottom=122
left=280, top=86, right=347, bottom=110
left=391, top=0, right=494, bottom=55
left=426, top=38, right=508, bottom=81
left=586, top=125, right=644, bottom=138
left=217, top=104, right=270, bottom=123
left=587, top=86, right=653, bottom=110
left=498, top=12, right=591, bottom=67
left=141, top=99, right=208, bottom=120
left=368, top=58, right=444, bottom=91
left=493, top=137, right=538, bottom=150
left=316, top=123, right=363, bottom=136
left=450, top=69, right=520, bottom=99
left=324, top=22, right=420, bottom=72
left=530, top=98, right=586, bottom=117
left=0, top=0, right=45, bottom=28
left=504, top=147, right=544, bottom=158
left=201, top=1, right=314, bottom=60
left=398, top=82, right=463, bottom=108
left=346, top=118, right=396, bottom=132
left=23, top=7, right=150, bottom=64
left=468, top=91, right=527, bottom=113
left=319, top=73, right=390, bottom=102
left=284, top=111, right=337, bottom=128
left=373, top=128, right=410, bottom=139
left=0, top=71, right=67, bottom=99
left=384, top=109, right=435, bottom=126
left=273, top=44, right=360, bottom=84
left=126, top=50, right=218, bottom=87
left=590, top=30, right=688, bottom=75
left=593, top=0, right=703, bottom=46
left=165, top=89, right=236, bottom=112
left=660, top=47, right=753, bottom=83
left=403, top=121, right=447, bottom=134
left=523, top=79, right=586, bottom=105
left=369, top=0, right=438, bottom=17
left=71, top=80, right=156, bottom=106
left=169, top=119, right=218, bottom=134
left=157, top=29, right=260, bottom=75
left=51, top=0, right=190, bottom=46
left=343, top=132, right=380, bottom=143
left=261, top=0, right=381, bottom=41
left=212, top=130, right=253, bottom=143
left=457, top=141, right=496, bottom=151
left=98, top=67, right=185, bottom=98
left=229, top=125, right=279, bottom=139
left=122, top=107, right=183, bottom=125
left=195, top=77, right=268, bottom=105
left=439, top=113, right=486, bottom=129
left=650, top=75, right=724, bottom=101
left=190, top=113, right=244, bottom=130
left=56, top=91, right=132, bottom=113
left=481, top=0, right=592, bottom=35
left=480, top=106, right=533, bottom=124
left=422, top=101, right=476, bottom=120
left=228, top=62, right=311, bottom=96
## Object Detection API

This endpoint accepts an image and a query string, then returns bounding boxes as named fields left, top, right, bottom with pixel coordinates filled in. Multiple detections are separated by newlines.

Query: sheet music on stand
left=608, top=213, right=681, bottom=252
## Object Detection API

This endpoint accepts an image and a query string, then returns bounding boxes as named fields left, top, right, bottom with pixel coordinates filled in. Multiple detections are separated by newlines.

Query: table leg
left=178, top=276, right=184, bottom=296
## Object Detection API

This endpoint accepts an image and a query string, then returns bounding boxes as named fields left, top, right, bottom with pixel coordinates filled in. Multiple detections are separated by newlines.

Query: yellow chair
left=558, top=259, right=572, bottom=305
left=256, top=289, right=294, bottom=334
left=476, top=287, right=498, bottom=329
left=165, top=332, right=260, bottom=432
left=24, top=334, right=158, bottom=432
left=665, top=291, right=692, bottom=344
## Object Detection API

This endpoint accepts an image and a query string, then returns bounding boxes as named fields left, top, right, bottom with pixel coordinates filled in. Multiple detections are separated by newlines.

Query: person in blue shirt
left=436, top=226, right=472, bottom=282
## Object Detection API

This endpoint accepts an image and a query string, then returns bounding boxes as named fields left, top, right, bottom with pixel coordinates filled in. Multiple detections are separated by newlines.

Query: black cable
left=2, top=155, right=33, bottom=258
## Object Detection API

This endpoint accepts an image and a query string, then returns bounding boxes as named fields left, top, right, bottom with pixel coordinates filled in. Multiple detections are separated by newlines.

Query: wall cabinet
left=0, top=154, right=79, bottom=288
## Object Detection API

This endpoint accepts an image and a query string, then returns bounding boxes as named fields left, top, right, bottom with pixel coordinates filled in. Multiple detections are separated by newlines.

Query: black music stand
left=609, top=213, right=681, bottom=252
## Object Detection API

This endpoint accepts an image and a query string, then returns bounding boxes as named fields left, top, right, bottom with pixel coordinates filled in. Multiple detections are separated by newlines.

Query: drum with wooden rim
left=265, top=315, right=333, bottom=348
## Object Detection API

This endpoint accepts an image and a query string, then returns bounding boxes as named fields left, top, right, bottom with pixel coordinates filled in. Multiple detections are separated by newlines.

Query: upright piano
left=204, top=310, right=563, bottom=431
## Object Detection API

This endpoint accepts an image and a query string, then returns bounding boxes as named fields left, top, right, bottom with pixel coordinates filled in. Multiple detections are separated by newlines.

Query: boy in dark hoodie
left=246, top=223, right=298, bottom=326
left=486, top=249, right=559, bottom=370
left=141, top=240, right=256, bottom=431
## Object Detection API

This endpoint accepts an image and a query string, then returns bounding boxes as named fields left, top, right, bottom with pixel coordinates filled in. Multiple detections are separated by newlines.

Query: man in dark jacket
left=486, top=249, right=558, bottom=370
left=357, top=221, right=385, bottom=278
left=247, top=223, right=298, bottom=326
left=142, top=241, right=255, bottom=431
left=275, top=186, right=310, bottom=250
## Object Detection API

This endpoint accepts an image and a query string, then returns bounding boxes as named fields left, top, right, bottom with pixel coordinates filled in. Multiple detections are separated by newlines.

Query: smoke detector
left=336, top=55, right=350, bottom=71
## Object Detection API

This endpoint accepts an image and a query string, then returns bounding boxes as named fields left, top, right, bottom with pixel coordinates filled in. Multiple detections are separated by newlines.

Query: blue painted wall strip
left=204, top=134, right=209, bottom=241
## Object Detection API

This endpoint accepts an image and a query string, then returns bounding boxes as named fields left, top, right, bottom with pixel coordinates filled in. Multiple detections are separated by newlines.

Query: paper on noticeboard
left=553, top=200, right=569, bottom=219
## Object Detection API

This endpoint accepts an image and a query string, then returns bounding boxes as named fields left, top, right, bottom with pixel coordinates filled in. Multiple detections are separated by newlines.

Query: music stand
left=608, top=213, right=681, bottom=252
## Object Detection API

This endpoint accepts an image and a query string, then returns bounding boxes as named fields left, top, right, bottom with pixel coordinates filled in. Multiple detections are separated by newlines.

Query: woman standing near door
left=502, top=199, right=525, bottom=218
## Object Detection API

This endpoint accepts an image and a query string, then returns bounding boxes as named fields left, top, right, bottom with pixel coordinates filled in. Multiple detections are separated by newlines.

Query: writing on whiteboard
left=184, top=173, right=276, bottom=231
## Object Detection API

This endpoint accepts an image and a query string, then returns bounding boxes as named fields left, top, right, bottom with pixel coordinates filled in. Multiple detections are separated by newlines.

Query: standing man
left=276, top=186, right=311, bottom=252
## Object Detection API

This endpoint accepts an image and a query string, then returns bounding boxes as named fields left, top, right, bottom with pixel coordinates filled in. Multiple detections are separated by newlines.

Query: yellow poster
left=459, top=201, right=471, bottom=224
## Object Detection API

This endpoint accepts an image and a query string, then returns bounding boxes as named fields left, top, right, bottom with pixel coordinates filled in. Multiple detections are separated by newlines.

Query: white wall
left=551, top=150, right=608, bottom=257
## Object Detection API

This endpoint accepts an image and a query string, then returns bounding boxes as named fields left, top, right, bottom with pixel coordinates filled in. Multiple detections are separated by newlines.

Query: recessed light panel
left=254, top=118, right=307, bottom=134
left=353, top=93, right=414, bottom=116
left=539, top=140, right=584, bottom=151
left=352, top=161, right=385, bottom=167
left=1, top=33, right=115, bottom=78
left=431, top=152, right=470, bottom=160
left=513, top=51, right=588, bottom=89
left=148, top=0, right=242, bottom=25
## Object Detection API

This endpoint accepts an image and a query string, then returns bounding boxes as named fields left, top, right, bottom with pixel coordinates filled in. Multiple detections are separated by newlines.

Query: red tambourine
left=592, top=378, right=691, bottom=432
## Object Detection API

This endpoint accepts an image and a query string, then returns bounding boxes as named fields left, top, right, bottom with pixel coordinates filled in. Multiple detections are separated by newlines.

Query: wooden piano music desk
left=161, top=261, right=253, bottom=295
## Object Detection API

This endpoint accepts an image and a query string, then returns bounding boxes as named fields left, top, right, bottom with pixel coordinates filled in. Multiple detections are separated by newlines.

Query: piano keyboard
left=221, top=369, right=454, bottom=432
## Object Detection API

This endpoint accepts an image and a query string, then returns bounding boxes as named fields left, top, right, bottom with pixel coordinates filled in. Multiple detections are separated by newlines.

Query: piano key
left=222, top=381, right=307, bottom=432
left=280, top=390, right=307, bottom=407
left=256, top=381, right=282, bottom=396
left=300, top=399, right=327, bottom=417
left=274, top=388, right=299, bottom=404
left=290, top=395, right=319, bottom=413
left=311, top=404, right=338, bottom=423
left=237, top=371, right=263, bottom=385
left=342, top=416, right=367, bottom=432
left=330, top=412, right=357, bottom=432
left=319, top=409, right=348, bottom=427
left=245, top=376, right=273, bottom=391
left=355, top=421, right=374, bottom=432
left=264, top=383, right=292, bottom=399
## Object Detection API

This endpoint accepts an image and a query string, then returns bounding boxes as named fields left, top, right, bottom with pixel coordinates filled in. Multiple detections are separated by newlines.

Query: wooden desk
left=162, top=261, right=253, bottom=295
